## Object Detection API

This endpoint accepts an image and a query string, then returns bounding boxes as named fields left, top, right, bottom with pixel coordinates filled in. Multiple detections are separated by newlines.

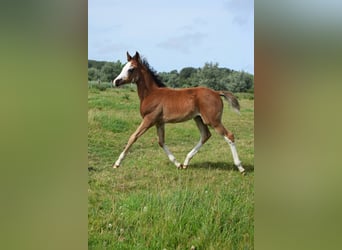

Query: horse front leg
left=113, top=118, right=152, bottom=168
left=156, top=123, right=182, bottom=168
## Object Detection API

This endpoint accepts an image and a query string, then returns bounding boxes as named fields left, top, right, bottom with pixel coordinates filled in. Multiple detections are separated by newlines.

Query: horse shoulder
left=140, top=92, right=163, bottom=117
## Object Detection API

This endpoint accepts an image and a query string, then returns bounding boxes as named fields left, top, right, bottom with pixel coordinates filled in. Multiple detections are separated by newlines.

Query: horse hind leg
left=182, top=116, right=211, bottom=169
left=213, top=123, right=245, bottom=174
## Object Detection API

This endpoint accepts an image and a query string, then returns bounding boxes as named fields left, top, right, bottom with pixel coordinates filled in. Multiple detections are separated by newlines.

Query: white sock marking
left=163, top=145, right=181, bottom=167
left=183, top=139, right=203, bottom=166
left=114, top=152, right=125, bottom=167
left=224, top=136, right=245, bottom=172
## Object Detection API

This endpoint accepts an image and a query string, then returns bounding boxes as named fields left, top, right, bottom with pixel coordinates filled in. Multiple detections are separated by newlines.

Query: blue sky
left=88, top=0, right=254, bottom=74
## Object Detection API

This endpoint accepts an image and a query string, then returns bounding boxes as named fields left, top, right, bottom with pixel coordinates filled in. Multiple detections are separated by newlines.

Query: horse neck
left=136, top=69, right=158, bottom=102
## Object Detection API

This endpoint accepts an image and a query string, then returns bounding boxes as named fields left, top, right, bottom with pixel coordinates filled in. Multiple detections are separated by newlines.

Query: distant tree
left=224, top=71, right=254, bottom=92
left=113, top=60, right=124, bottom=76
left=242, top=72, right=254, bottom=91
left=88, top=60, right=107, bottom=70
left=179, top=67, right=196, bottom=80
left=88, top=67, right=100, bottom=81
left=178, top=67, right=197, bottom=87
left=159, top=70, right=180, bottom=88
left=88, top=59, right=254, bottom=92
left=196, top=62, right=227, bottom=90
left=169, top=73, right=181, bottom=87
left=100, top=61, right=123, bottom=82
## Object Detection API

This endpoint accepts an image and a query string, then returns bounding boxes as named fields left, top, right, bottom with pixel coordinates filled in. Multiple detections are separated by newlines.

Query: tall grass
left=88, top=87, right=254, bottom=249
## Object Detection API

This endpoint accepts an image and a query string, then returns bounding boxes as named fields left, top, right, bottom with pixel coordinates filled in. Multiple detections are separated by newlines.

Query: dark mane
left=141, top=58, right=166, bottom=88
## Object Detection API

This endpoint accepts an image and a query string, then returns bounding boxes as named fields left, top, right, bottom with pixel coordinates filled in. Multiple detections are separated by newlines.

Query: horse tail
left=218, top=91, right=240, bottom=114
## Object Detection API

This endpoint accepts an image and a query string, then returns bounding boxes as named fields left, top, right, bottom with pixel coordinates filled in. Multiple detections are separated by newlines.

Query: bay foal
left=113, top=52, right=245, bottom=174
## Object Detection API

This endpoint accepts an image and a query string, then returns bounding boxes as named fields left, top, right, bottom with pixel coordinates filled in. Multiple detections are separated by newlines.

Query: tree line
left=88, top=59, right=254, bottom=93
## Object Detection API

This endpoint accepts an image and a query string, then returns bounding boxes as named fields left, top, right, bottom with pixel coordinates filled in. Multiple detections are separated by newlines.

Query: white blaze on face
left=113, top=61, right=133, bottom=86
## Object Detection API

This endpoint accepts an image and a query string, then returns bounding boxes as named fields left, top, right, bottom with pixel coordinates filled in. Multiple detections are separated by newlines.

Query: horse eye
left=128, top=68, right=135, bottom=73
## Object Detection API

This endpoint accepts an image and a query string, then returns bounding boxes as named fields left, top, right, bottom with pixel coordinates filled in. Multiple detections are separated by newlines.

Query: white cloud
left=157, top=32, right=207, bottom=54
left=224, top=0, right=253, bottom=26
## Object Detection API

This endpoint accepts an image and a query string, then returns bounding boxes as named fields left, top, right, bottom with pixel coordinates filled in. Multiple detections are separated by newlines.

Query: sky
left=88, top=0, right=254, bottom=74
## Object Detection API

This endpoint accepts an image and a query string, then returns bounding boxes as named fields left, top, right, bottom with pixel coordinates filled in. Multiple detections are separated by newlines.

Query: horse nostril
left=114, top=79, right=121, bottom=86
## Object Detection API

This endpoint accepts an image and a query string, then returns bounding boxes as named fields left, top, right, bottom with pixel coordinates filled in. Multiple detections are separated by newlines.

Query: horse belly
left=162, top=102, right=198, bottom=123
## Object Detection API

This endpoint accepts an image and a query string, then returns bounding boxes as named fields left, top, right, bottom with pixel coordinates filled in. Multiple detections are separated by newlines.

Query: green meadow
left=88, top=86, right=254, bottom=249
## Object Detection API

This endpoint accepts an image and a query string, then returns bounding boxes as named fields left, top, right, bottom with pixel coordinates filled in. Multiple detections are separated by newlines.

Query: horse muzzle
left=113, top=78, right=122, bottom=87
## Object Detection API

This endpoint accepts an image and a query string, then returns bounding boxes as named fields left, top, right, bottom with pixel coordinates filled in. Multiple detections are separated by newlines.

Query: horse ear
left=126, top=51, right=132, bottom=61
left=133, top=51, right=140, bottom=60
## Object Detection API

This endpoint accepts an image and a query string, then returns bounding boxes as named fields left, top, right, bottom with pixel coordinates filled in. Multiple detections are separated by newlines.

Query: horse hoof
left=177, top=164, right=188, bottom=170
left=177, top=164, right=183, bottom=169
left=113, top=164, right=119, bottom=169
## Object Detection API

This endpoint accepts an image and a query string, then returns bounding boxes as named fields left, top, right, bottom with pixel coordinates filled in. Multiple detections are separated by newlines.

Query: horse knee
left=227, top=132, right=235, bottom=142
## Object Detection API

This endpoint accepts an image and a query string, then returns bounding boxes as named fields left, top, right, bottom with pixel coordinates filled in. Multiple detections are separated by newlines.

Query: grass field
left=88, top=86, right=254, bottom=249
